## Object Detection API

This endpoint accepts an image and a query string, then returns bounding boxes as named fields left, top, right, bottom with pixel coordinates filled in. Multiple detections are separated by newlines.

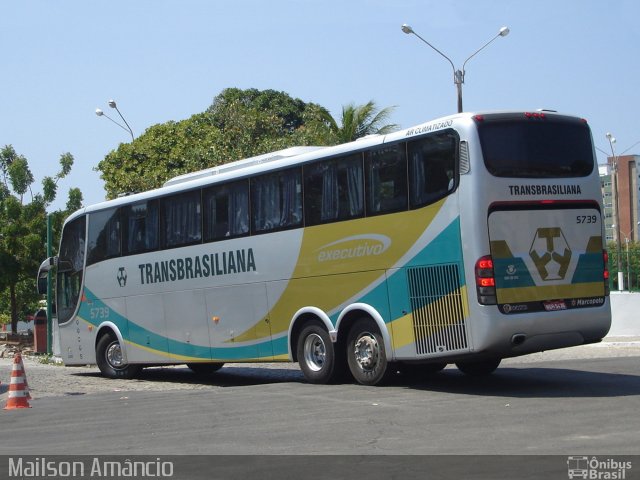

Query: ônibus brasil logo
left=316, top=234, right=391, bottom=262
left=529, top=227, right=572, bottom=281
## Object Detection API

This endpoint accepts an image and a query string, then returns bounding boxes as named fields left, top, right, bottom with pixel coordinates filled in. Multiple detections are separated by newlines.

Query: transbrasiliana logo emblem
left=117, top=267, right=127, bottom=287
left=529, top=227, right=572, bottom=281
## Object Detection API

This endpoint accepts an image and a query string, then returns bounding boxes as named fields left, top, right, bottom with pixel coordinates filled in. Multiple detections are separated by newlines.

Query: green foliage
left=7, top=156, right=34, bottom=197
left=330, top=101, right=399, bottom=143
left=97, top=88, right=399, bottom=198
left=0, top=146, right=80, bottom=333
left=42, top=176, right=57, bottom=204
left=66, top=187, right=83, bottom=213
left=607, top=240, right=640, bottom=291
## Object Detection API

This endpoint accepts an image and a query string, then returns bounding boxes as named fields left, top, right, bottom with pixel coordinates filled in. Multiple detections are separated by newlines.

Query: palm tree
left=328, top=100, right=399, bottom=143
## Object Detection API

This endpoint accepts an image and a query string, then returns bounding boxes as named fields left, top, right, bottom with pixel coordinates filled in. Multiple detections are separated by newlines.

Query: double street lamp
left=95, top=99, right=134, bottom=141
left=401, top=24, right=510, bottom=113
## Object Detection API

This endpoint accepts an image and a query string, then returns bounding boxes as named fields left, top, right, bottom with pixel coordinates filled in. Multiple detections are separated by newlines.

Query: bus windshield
left=477, top=115, right=594, bottom=178
left=56, top=216, right=86, bottom=324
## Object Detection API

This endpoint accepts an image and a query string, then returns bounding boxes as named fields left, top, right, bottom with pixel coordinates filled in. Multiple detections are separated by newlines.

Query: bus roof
left=163, top=146, right=327, bottom=187
left=67, top=109, right=582, bottom=222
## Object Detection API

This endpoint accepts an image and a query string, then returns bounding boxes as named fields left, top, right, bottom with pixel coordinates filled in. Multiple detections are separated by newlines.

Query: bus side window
left=365, top=144, right=408, bottom=215
left=87, top=207, right=121, bottom=265
left=122, top=200, right=159, bottom=255
left=203, top=180, right=249, bottom=242
left=162, top=191, right=201, bottom=248
left=304, top=154, right=363, bottom=226
left=251, top=168, right=302, bottom=233
left=408, top=132, right=458, bottom=208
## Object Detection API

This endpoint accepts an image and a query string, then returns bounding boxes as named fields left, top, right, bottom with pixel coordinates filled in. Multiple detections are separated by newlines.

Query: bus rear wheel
left=347, top=318, right=393, bottom=386
left=455, top=358, right=501, bottom=376
left=96, top=332, right=141, bottom=379
left=297, top=323, right=344, bottom=384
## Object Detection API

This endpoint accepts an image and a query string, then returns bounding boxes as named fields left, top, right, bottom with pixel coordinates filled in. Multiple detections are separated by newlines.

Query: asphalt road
left=2, top=355, right=639, bottom=456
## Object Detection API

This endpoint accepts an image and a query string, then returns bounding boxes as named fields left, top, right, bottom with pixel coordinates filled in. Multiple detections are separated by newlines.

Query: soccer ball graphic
left=529, top=227, right=572, bottom=281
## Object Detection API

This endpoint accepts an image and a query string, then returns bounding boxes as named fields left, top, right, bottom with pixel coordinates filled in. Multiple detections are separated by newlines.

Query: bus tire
left=187, top=363, right=224, bottom=375
left=96, top=332, right=141, bottom=379
left=455, top=358, right=501, bottom=376
left=347, top=318, right=393, bottom=386
left=297, top=323, right=342, bottom=384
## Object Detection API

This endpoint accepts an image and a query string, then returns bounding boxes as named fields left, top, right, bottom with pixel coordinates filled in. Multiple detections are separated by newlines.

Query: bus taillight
left=476, top=255, right=497, bottom=305
left=603, top=249, right=610, bottom=296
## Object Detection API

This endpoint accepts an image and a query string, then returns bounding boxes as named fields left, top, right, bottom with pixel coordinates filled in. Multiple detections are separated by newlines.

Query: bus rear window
left=478, top=117, right=594, bottom=178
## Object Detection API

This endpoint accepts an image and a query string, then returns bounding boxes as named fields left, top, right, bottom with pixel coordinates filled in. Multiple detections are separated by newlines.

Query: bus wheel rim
left=303, top=333, right=326, bottom=372
left=106, top=341, right=124, bottom=369
left=354, top=333, right=379, bottom=371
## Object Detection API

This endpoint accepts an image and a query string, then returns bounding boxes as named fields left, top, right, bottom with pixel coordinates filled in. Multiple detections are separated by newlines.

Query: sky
left=1, top=0, right=639, bottom=212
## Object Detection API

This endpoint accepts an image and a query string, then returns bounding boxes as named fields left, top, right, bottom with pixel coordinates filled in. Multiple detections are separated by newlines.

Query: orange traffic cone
left=4, top=353, right=32, bottom=409
left=16, top=352, right=32, bottom=400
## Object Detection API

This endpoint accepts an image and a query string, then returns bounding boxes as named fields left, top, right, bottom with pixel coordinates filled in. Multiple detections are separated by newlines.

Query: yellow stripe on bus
left=497, top=282, right=605, bottom=303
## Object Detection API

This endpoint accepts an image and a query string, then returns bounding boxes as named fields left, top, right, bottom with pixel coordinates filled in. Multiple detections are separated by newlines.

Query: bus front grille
left=408, top=265, right=469, bottom=356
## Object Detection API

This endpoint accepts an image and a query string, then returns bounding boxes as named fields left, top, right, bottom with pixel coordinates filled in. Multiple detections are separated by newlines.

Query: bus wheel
left=297, top=323, right=340, bottom=384
left=455, top=358, right=501, bottom=376
left=187, top=363, right=224, bottom=375
left=96, top=333, right=141, bottom=379
left=347, top=318, right=392, bottom=386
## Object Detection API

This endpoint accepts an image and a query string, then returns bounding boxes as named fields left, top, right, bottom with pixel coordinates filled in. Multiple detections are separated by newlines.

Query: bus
left=37, top=110, right=611, bottom=386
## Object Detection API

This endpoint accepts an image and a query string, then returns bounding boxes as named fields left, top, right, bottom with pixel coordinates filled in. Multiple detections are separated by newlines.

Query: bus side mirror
left=36, top=256, right=57, bottom=295
left=37, top=277, right=48, bottom=295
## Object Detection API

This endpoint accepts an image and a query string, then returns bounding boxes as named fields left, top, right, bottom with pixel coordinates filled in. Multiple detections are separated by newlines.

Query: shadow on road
left=69, top=357, right=640, bottom=399
left=403, top=364, right=640, bottom=398
left=72, top=365, right=305, bottom=387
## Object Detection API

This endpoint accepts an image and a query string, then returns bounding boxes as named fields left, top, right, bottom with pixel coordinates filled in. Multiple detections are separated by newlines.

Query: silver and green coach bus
left=38, top=110, right=611, bottom=385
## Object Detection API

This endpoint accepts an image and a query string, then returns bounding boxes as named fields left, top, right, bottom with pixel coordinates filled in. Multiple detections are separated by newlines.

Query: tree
left=97, top=88, right=401, bottom=198
left=0, top=146, right=81, bottom=333
left=97, top=88, right=335, bottom=198
left=608, top=240, right=640, bottom=291
left=328, top=100, right=399, bottom=143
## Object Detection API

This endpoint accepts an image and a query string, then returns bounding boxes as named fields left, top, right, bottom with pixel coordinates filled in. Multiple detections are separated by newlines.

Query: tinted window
left=56, top=216, right=86, bottom=324
left=251, top=169, right=302, bottom=233
left=304, top=154, right=364, bottom=225
left=87, top=208, right=121, bottom=265
left=408, top=131, right=458, bottom=208
left=123, top=200, right=159, bottom=255
left=478, top=117, right=594, bottom=177
left=365, top=144, right=407, bottom=215
left=162, top=191, right=202, bottom=248
left=203, top=180, right=249, bottom=241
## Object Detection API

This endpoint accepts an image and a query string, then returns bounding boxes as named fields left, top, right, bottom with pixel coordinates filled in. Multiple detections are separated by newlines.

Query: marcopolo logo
left=529, top=227, right=572, bottom=281
left=316, top=234, right=391, bottom=263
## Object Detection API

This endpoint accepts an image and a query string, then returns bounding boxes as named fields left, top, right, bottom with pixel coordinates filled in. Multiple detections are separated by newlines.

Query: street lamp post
left=401, top=24, right=510, bottom=113
left=95, top=99, right=134, bottom=141
left=606, top=132, right=624, bottom=291
left=108, top=99, right=134, bottom=140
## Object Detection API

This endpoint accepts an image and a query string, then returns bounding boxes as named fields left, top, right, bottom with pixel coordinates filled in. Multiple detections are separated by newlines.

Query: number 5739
left=576, top=215, right=597, bottom=224
left=90, top=307, right=110, bottom=320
